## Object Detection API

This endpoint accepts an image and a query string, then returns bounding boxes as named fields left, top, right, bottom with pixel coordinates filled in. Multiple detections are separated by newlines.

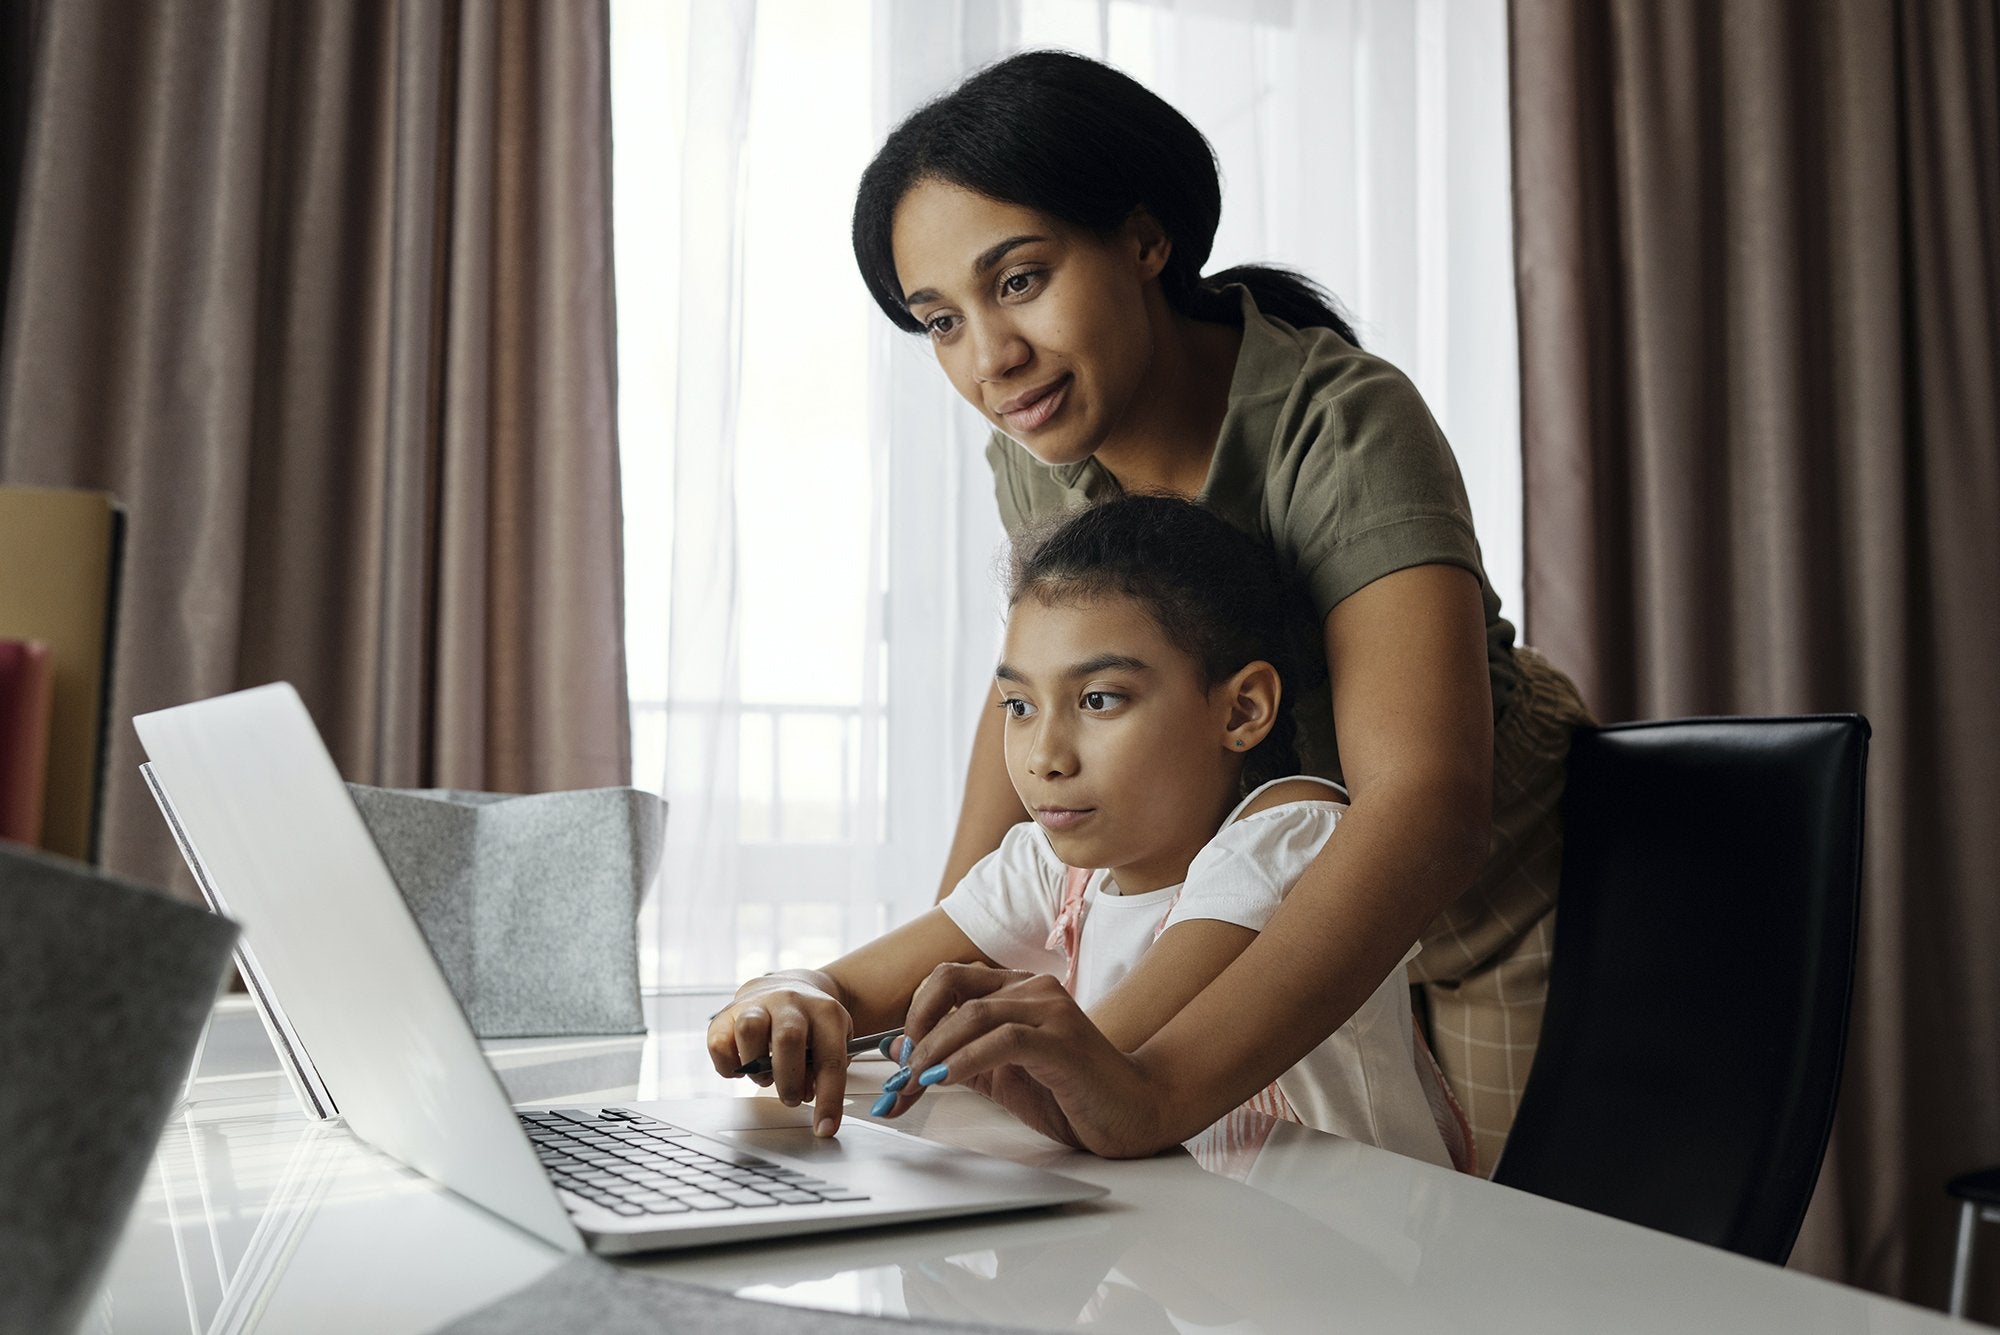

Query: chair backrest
left=1491, top=715, right=1868, bottom=1264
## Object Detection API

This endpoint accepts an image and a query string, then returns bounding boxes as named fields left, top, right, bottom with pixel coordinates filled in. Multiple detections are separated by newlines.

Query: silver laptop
left=134, top=683, right=1104, bottom=1255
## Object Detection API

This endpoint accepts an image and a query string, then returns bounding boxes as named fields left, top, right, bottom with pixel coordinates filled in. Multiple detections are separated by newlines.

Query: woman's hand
left=705, top=974, right=854, bottom=1137
left=875, top=963, right=1166, bottom=1158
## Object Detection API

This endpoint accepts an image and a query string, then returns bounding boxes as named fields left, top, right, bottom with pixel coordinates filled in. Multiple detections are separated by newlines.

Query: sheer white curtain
left=612, top=0, right=1519, bottom=989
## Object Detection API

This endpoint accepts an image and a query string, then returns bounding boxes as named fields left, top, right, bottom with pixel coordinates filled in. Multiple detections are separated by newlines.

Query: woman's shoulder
left=1230, top=285, right=1433, bottom=427
left=1227, top=290, right=1465, bottom=520
left=1224, top=291, right=1482, bottom=603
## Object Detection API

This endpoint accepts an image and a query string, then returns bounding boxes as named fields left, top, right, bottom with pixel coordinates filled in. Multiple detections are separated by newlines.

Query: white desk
left=94, top=994, right=1972, bottom=1334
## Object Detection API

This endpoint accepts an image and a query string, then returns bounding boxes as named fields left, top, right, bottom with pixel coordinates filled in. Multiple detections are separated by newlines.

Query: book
left=0, top=486, right=124, bottom=860
left=1, top=638, right=55, bottom=845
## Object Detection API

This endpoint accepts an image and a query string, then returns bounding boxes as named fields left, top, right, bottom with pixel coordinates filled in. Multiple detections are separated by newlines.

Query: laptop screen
left=135, top=683, right=580, bottom=1252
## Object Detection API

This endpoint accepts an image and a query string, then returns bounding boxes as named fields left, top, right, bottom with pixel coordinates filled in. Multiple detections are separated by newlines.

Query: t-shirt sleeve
left=1160, top=802, right=1346, bottom=935
left=1270, top=357, right=1485, bottom=621
left=939, top=821, right=1069, bottom=976
left=984, top=431, right=1036, bottom=540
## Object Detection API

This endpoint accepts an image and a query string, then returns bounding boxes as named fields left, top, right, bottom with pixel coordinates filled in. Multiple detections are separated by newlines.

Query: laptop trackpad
left=636, top=1097, right=933, bottom=1166
left=638, top=1096, right=814, bottom=1133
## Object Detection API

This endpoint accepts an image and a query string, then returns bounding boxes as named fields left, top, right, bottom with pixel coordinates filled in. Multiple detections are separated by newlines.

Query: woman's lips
left=1035, top=807, right=1094, bottom=831
left=1000, top=376, right=1070, bottom=434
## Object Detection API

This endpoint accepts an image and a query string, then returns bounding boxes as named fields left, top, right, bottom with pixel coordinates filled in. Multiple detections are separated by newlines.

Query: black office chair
left=1491, top=715, right=1868, bottom=1265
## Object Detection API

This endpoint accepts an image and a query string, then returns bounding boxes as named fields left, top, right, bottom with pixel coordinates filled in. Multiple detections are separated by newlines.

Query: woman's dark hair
left=854, top=49, right=1359, bottom=346
left=1007, top=494, right=1308, bottom=794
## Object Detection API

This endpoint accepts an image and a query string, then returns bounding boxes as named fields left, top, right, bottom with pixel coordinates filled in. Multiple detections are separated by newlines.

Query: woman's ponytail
left=1199, top=264, right=1362, bottom=348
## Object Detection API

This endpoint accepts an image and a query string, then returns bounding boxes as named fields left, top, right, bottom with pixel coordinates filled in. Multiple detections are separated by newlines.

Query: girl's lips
left=1035, top=807, right=1094, bottom=831
left=1000, top=376, right=1070, bottom=434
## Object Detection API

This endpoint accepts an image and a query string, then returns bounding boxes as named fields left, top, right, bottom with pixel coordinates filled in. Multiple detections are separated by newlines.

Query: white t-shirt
left=940, top=777, right=1452, bottom=1168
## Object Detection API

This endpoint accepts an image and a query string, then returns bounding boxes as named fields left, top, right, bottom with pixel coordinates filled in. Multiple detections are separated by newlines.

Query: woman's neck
left=1091, top=296, right=1243, bottom=498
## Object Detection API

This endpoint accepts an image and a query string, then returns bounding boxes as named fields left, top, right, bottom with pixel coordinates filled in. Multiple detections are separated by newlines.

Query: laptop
left=134, top=683, right=1105, bottom=1255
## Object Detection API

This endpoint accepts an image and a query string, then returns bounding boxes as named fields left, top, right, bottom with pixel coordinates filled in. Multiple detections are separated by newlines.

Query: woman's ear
left=1123, top=207, right=1172, bottom=281
left=1218, top=661, right=1282, bottom=752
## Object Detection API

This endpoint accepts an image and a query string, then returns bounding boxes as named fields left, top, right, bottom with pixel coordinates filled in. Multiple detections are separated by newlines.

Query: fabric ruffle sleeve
left=938, top=820, right=1069, bottom=977
left=1163, top=797, right=1423, bottom=968
left=1159, top=801, right=1344, bottom=936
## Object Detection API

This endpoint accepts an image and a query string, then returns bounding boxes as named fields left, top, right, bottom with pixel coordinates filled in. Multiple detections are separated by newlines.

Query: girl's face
left=890, top=179, right=1168, bottom=468
left=995, top=592, right=1264, bottom=894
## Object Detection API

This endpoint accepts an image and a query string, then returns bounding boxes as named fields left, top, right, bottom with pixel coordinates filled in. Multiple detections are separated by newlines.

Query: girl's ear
left=1123, top=207, right=1172, bottom=281
left=1219, top=660, right=1282, bottom=752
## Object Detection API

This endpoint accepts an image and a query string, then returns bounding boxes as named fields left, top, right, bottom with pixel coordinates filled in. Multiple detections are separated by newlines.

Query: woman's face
left=995, top=592, right=1242, bottom=893
left=891, top=179, right=1167, bottom=468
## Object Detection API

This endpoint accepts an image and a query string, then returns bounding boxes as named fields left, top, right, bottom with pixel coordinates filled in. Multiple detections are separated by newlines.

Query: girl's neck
left=1104, top=784, right=1244, bottom=895
left=1091, top=297, right=1243, bottom=498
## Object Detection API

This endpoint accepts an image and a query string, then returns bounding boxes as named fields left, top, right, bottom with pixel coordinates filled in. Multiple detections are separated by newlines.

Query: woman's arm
left=934, top=689, right=1030, bottom=901
left=894, top=564, right=1493, bottom=1155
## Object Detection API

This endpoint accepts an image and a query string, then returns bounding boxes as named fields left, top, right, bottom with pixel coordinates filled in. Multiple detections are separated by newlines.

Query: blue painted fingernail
left=870, top=1090, right=898, bottom=1117
left=898, top=1037, right=914, bottom=1063
left=917, top=1063, right=949, bottom=1087
left=881, top=1067, right=912, bottom=1093
left=878, top=1035, right=897, bottom=1057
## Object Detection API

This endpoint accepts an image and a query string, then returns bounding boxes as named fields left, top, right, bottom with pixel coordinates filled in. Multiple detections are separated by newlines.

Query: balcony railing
left=628, top=698, right=885, bottom=844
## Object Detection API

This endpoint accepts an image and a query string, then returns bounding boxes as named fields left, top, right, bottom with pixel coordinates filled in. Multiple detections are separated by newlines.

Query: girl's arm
left=1088, top=779, right=1337, bottom=1051
left=896, top=565, right=1493, bottom=1156
left=706, top=908, right=992, bottom=1137
left=934, top=690, right=1030, bottom=901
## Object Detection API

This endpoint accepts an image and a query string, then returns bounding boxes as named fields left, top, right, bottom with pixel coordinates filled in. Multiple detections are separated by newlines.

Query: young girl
left=709, top=495, right=1466, bottom=1170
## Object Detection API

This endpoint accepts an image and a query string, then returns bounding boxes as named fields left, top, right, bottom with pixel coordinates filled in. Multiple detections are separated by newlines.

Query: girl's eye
left=1081, top=691, right=1124, bottom=712
left=997, top=697, right=1035, bottom=719
left=924, top=313, right=958, bottom=339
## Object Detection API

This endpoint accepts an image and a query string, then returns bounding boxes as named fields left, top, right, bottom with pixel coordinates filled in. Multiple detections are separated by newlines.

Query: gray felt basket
left=1, top=843, right=240, bottom=1335
left=348, top=784, right=664, bottom=1038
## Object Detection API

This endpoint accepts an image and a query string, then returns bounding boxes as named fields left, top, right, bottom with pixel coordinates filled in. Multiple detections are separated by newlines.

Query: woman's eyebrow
left=994, top=654, right=1153, bottom=685
left=903, top=234, right=1048, bottom=308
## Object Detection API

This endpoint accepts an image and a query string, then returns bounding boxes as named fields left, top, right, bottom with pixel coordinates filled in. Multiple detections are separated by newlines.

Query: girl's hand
left=705, top=977, right=854, bottom=1137
left=875, top=963, right=1163, bottom=1158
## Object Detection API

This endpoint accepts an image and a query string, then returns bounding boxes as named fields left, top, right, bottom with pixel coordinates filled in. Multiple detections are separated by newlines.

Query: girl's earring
left=1233, top=739, right=1245, bottom=749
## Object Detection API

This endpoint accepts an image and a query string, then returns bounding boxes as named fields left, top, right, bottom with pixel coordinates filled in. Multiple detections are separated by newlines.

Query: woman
left=850, top=50, right=1592, bottom=1171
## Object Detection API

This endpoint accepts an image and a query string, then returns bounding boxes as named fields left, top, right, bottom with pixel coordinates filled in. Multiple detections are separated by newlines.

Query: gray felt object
left=433, top=1257, right=1029, bottom=1335
left=0, top=843, right=239, bottom=1335
left=347, top=785, right=664, bottom=1038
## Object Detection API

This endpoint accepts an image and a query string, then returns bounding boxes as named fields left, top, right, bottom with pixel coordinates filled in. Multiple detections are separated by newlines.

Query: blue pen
left=736, top=1027, right=904, bottom=1077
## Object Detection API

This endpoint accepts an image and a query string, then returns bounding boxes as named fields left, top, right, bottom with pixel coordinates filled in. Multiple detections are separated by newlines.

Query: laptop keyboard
left=521, top=1106, right=869, bottom=1218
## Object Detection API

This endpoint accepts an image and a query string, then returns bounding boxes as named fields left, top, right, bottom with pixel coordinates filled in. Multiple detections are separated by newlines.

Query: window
left=611, top=0, right=1519, bottom=989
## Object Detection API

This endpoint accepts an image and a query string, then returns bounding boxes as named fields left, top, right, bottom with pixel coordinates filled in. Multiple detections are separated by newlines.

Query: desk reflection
left=632, top=1103, right=1458, bottom=1332
left=96, top=1000, right=1930, bottom=1335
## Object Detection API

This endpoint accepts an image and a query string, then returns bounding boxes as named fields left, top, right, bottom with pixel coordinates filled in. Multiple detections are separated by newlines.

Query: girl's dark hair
left=853, top=49, right=1359, bottom=346
left=1008, top=494, right=1309, bottom=794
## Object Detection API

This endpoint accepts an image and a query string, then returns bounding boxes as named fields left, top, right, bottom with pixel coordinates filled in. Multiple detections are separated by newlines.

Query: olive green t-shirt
left=984, top=285, right=1519, bottom=786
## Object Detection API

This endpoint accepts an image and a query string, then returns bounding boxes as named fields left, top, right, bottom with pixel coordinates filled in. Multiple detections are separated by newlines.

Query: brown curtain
left=1512, top=0, right=2000, bottom=1311
left=0, top=0, right=630, bottom=895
